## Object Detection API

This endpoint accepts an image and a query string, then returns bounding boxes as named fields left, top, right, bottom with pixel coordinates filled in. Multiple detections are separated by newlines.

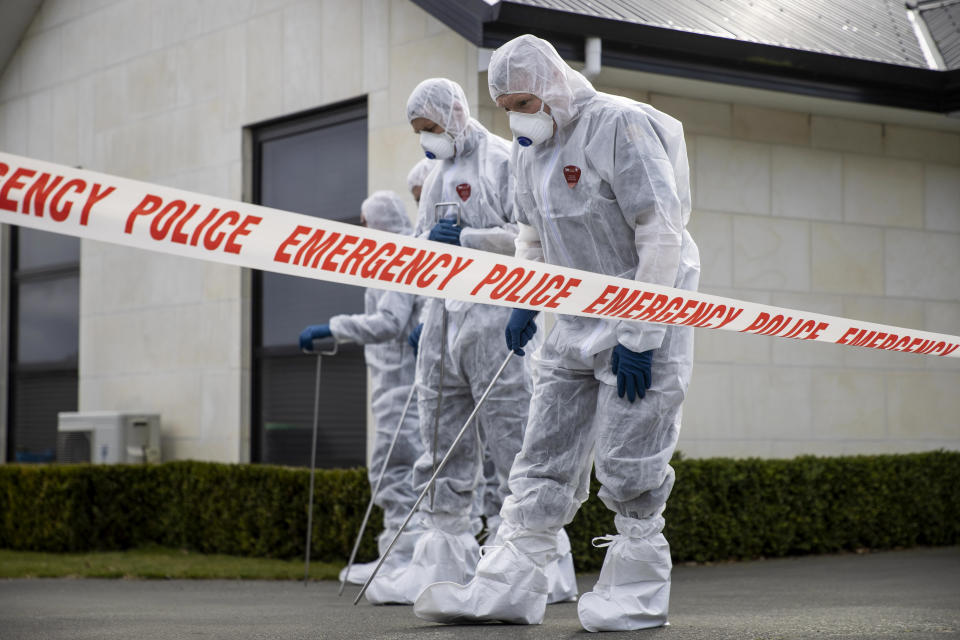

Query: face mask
left=509, top=106, right=554, bottom=147
left=420, top=131, right=455, bottom=160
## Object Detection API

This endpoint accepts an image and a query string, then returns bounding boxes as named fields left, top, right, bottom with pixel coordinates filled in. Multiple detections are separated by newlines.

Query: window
left=250, top=99, right=369, bottom=467
left=7, top=227, right=80, bottom=462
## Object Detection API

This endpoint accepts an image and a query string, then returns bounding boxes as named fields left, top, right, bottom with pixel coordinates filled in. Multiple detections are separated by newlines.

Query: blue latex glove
left=428, top=219, right=462, bottom=246
left=299, top=324, right=332, bottom=351
left=504, top=309, right=539, bottom=356
left=611, top=344, right=654, bottom=403
left=408, top=323, right=424, bottom=356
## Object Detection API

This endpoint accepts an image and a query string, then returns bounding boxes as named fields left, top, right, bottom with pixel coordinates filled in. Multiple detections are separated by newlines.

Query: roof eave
left=410, top=0, right=499, bottom=44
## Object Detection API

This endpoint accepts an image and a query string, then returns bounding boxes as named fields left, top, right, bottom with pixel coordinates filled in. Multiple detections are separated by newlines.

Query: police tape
left=1, top=151, right=957, bottom=359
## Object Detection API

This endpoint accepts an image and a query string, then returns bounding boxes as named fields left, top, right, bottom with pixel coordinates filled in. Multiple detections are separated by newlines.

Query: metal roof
left=511, top=0, right=929, bottom=69
left=917, top=0, right=960, bottom=69
left=415, top=0, right=960, bottom=113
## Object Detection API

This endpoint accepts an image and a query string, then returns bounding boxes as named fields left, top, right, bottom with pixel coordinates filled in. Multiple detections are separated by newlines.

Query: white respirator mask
left=419, top=131, right=456, bottom=160
left=509, top=105, right=555, bottom=147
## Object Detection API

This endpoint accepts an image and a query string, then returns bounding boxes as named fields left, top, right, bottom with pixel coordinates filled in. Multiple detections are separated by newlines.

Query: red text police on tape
left=125, top=194, right=262, bottom=255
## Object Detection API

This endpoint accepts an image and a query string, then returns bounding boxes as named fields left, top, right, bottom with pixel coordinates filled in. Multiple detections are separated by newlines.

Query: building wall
left=0, top=0, right=957, bottom=463
left=0, top=0, right=476, bottom=462
left=481, top=84, right=960, bottom=459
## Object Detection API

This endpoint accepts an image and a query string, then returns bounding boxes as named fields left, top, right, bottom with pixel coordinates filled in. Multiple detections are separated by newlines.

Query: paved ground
left=1, top=547, right=958, bottom=639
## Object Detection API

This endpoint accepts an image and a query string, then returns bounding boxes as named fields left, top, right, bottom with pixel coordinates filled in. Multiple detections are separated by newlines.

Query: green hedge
left=568, top=451, right=960, bottom=570
left=2, top=452, right=958, bottom=572
left=0, top=462, right=379, bottom=563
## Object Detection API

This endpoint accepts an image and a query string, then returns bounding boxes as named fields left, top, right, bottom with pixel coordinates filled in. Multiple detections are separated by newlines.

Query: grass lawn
left=0, top=547, right=344, bottom=580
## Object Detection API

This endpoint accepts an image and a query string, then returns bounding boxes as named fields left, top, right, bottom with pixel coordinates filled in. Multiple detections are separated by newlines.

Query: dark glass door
left=251, top=99, right=368, bottom=467
left=7, top=227, right=80, bottom=462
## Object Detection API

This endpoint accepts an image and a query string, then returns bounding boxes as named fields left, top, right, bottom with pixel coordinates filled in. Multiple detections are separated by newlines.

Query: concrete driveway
left=1, top=546, right=957, bottom=639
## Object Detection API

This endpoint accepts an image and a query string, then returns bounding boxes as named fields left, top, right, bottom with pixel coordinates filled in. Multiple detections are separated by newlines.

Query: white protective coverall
left=414, top=35, right=700, bottom=631
left=328, top=191, right=424, bottom=586
left=366, top=78, right=574, bottom=606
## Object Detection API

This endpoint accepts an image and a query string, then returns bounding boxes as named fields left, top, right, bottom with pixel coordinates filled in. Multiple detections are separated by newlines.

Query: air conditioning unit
left=57, top=411, right=161, bottom=464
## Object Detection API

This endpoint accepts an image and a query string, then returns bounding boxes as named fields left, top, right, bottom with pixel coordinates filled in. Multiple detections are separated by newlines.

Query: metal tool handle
left=302, top=336, right=339, bottom=356
left=430, top=308, right=448, bottom=510
left=434, top=201, right=461, bottom=226
left=338, top=384, right=418, bottom=596
left=431, top=202, right=459, bottom=509
left=302, top=335, right=345, bottom=583
left=353, top=351, right=515, bottom=605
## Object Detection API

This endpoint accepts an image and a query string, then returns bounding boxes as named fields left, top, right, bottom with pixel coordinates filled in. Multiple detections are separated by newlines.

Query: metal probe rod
left=353, top=351, right=515, bottom=605
left=303, top=338, right=339, bottom=585
left=338, top=384, right=418, bottom=596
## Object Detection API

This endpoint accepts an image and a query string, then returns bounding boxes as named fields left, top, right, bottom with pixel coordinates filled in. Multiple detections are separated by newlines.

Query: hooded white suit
left=415, top=35, right=700, bottom=632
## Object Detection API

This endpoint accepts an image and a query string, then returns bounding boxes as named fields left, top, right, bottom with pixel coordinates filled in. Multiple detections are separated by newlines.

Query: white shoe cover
left=365, top=527, right=479, bottom=605
left=577, top=516, right=672, bottom=632
left=414, top=542, right=549, bottom=625
left=545, top=528, right=578, bottom=603
left=339, top=558, right=378, bottom=585
left=359, top=529, right=421, bottom=604
left=340, top=528, right=407, bottom=586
